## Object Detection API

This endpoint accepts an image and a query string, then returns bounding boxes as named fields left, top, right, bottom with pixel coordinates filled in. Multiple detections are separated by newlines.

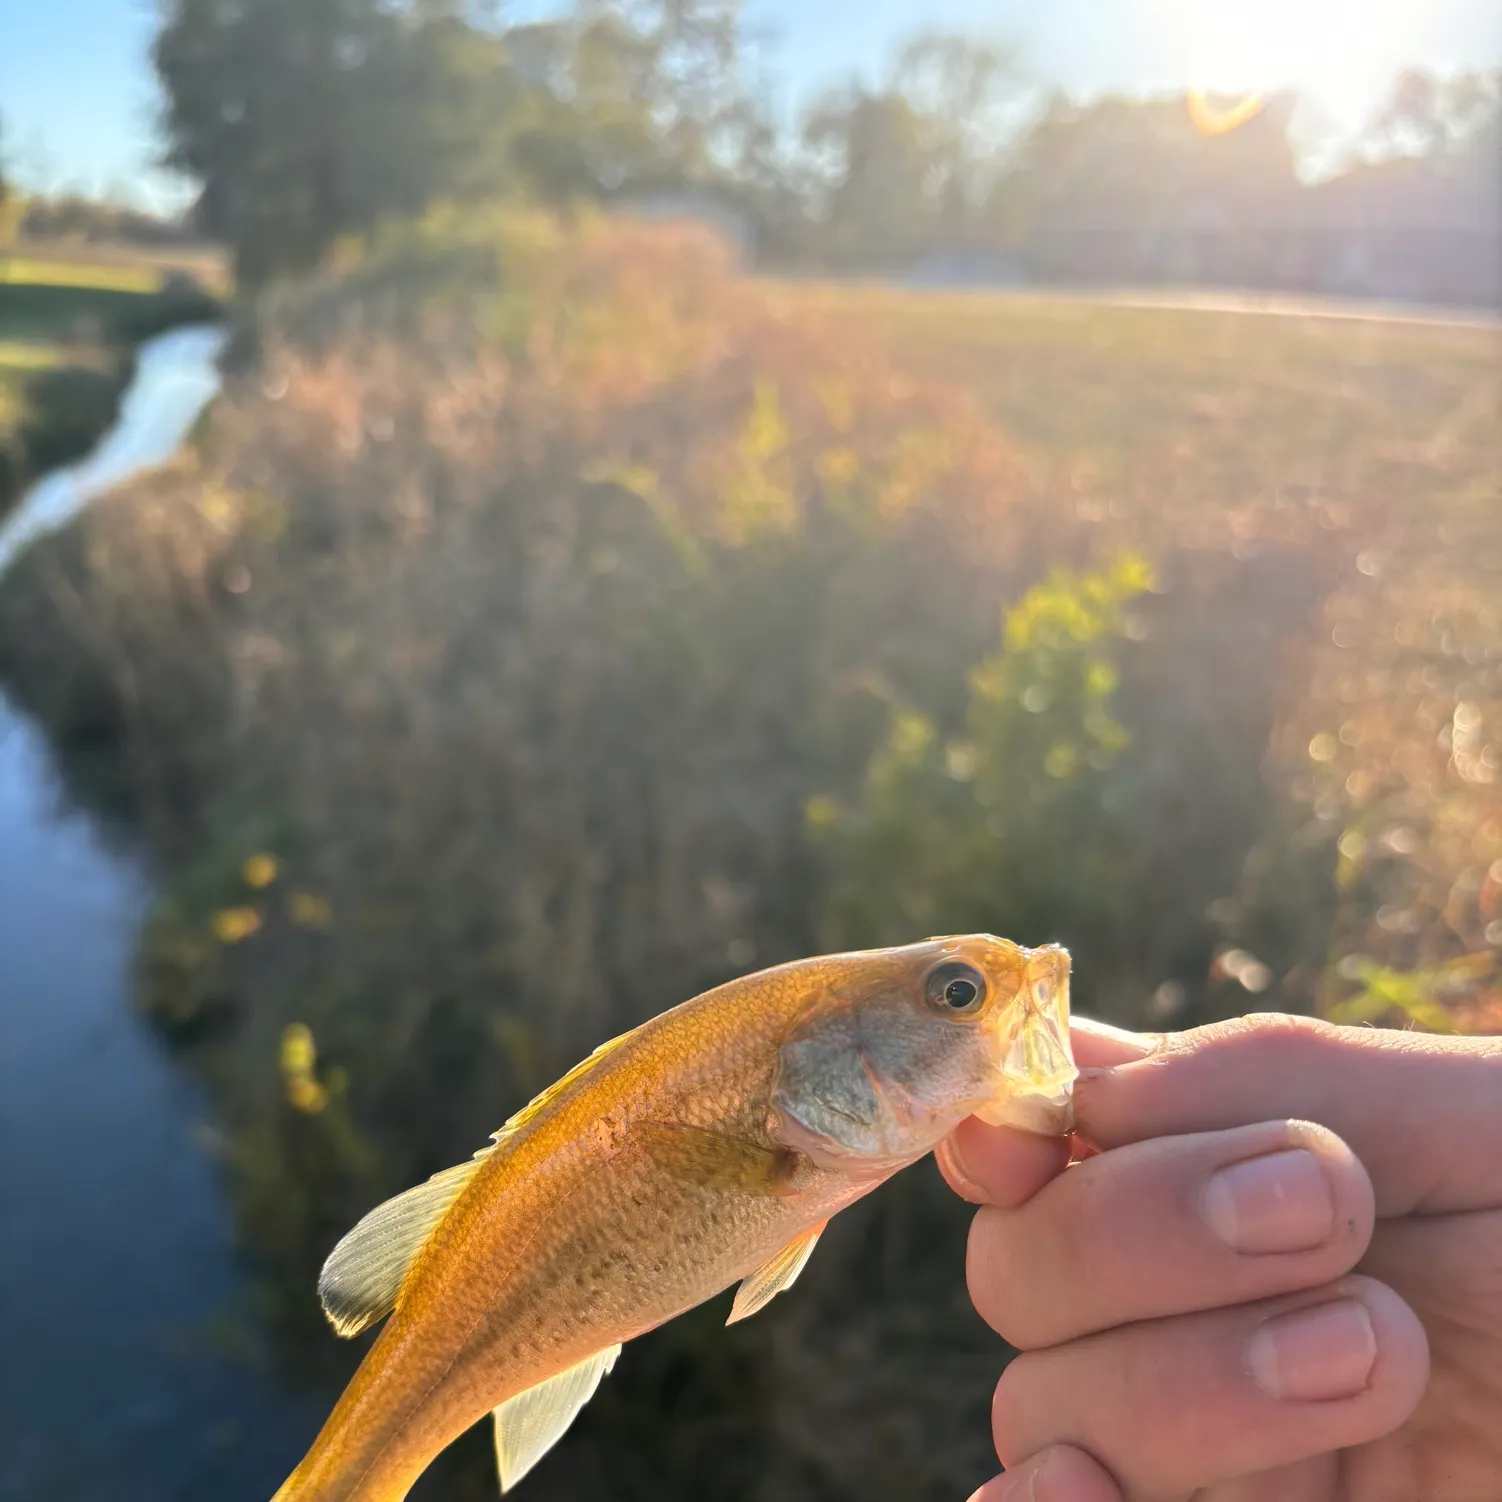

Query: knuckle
left=1183, top=1011, right=1338, bottom=1065
left=966, top=1175, right=1104, bottom=1349
left=966, top=1207, right=1020, bottom=1334
left=966, top=1206, right=1063, bottom=1348
left=990, top=1353, right=1045, bottom=1464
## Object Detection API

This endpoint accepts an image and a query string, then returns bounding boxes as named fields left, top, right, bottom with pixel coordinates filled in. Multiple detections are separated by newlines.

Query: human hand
left=938, top=1014, right=1502, bottom=1501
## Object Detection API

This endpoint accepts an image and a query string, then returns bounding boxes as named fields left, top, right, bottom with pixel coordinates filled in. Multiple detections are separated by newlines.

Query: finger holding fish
left=964, top=1118, right=1375, bottom=1351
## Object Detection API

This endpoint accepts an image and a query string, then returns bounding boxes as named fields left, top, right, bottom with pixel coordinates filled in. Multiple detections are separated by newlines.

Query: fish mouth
left=977, top=944, right=1078, bottom=1134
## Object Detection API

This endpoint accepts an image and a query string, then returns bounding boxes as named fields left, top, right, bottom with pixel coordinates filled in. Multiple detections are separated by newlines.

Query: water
left=0, top=325, right=229, bottom=580
left=0, top=325, right=318, bottom=1501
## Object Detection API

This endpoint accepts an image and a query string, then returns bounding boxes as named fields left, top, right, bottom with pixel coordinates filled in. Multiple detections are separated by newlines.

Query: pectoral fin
left=637, top=1121, right=799, bottom=1196
left=727, top=1221, right=826, bottom=1324
left=493, top=1345, right=621, bottom=1492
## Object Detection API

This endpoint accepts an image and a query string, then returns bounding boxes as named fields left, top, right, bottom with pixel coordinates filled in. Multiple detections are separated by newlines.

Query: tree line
left=3, top=3, right=1494, bottom=294
left=140, top=0, right=1501, bottom=303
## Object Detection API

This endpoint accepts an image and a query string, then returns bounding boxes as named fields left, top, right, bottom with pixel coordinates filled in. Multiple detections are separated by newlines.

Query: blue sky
left=2, top=0, right=1498, bottom=209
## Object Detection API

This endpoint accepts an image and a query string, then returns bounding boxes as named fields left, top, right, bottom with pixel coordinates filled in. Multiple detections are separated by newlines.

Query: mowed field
left=790, top=282, right=1501, bottom=504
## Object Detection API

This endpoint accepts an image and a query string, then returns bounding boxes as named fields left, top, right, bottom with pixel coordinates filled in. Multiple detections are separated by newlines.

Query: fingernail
left=1027, top=1449, right=1060, bottom=1502
left=1248, top=1298, right=1377, bottom=1401
left=1073, top=1019, right=1162, bottom=1081
left=936, top=1136, right=988, bottom=1202
left=973, top=1448, right=1058, bottom=1501
left=1202, top=1148, right=1334, bottom=1254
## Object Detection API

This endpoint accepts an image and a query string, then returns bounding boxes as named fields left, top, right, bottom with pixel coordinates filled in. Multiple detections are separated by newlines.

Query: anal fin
left=493, top=1345, right=621, bottom=1492
left=727, top=1221, right=826, bottom=1325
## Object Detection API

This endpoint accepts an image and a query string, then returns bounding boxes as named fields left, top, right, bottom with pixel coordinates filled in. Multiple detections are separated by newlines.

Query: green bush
left=813, top=555, right=1153, bottom=953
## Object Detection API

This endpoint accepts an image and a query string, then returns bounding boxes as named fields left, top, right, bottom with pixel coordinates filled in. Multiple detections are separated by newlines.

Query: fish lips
left=975, top=944, right=1078, bottom=1136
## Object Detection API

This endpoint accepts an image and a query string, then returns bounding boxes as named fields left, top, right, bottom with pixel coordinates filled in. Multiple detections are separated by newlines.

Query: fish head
left=768, top=935, right=1076, bottom=1175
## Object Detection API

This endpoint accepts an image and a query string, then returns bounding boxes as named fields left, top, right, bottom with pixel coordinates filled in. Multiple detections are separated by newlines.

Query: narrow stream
left=0, top=326, right=318, bottom=1501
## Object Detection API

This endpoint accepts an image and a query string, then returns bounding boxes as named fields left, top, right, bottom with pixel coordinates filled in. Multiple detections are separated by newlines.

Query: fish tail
left=267, top=1339, right=433, bottom=1502
left=269, top=1470, right=409, bottom=1502
left=273, top=1153, right=495, bottom=1501
left=269, top=1431, right=420, bottom=1502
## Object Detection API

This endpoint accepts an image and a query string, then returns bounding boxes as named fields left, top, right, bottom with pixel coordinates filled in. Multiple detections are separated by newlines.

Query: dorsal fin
left=482, top=1025, right=641, bottom=1155
left=317, top=1023, right=644, bottom=1339
left=318, top=1158, right=486, bottom=1337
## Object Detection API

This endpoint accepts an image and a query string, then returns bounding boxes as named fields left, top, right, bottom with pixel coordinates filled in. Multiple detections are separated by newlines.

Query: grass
left=823, top=283, right=1502, bottom=1028
left=2, top=236, right=233, bottom=295
left=0, top=256, right=168, bottom=294
left=0, top=339, right=70, bottom=371
left=790, top=284, right=1501, bottom=480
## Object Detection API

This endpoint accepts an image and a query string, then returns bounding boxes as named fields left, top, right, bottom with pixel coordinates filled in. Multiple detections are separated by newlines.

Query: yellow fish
left=272, top=934, right=1077, bottom=1501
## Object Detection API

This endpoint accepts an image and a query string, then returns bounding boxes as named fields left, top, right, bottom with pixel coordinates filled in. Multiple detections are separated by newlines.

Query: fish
left=271, top=933, right=1077, bottom=1501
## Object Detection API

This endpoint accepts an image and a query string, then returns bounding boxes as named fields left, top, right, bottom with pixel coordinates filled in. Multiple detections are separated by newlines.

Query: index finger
left=1075, top=1013, right=1502, bottom=1216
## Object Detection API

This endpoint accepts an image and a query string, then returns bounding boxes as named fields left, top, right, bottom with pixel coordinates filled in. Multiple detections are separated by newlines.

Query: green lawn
left=0, top=256, right=168, bottom=294
left=0, top=339, right=69, bottom=372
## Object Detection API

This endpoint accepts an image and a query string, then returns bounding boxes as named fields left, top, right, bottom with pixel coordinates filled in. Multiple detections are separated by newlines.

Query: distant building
left=1011, top=153, right=1500, bottom=311
left=903, top=250, right=1027, bottom=289
left=1302, top=151, right=1501, bottom=309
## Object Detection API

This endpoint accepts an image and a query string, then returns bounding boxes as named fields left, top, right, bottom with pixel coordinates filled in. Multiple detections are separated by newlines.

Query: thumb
left=936, top=1118, right=1072, bottom=1209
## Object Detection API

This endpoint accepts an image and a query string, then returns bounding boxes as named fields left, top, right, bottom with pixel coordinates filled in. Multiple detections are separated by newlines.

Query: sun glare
left=1167, top=0, right=1428, bottom=129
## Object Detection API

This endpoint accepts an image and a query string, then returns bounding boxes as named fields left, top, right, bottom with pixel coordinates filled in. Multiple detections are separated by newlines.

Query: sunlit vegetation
left=0, top=256, right=169, bottom=294
left=0, top=211, right=1495, bottom=1499
left=0, top=339, right=69, bottom=370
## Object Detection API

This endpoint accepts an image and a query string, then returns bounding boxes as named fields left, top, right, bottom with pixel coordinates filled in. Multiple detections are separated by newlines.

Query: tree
left=503, top=0, right=762, bottom=202
left=153, top=0, right=771, bottom=281
left=998, top=91, right=1303, bottom=284
left=0, top=116, right=22, bottom=250
left=798, top=31, right=1022, bottom=267
left=802, top=86, right=936, bottom=265
left=154, top=0, right=514, bottom=285
left=1364, top=66, right=1501, bottom=165
left=890, top=31, right=1018, bottom=238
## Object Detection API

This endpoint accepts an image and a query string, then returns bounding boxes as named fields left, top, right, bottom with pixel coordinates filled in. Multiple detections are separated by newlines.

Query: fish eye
left=925, top=961, right=986, bottom=1016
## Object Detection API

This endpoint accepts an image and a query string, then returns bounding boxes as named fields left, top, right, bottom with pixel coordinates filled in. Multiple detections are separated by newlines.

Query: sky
left=1, top=0, right=1499, bottom=210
